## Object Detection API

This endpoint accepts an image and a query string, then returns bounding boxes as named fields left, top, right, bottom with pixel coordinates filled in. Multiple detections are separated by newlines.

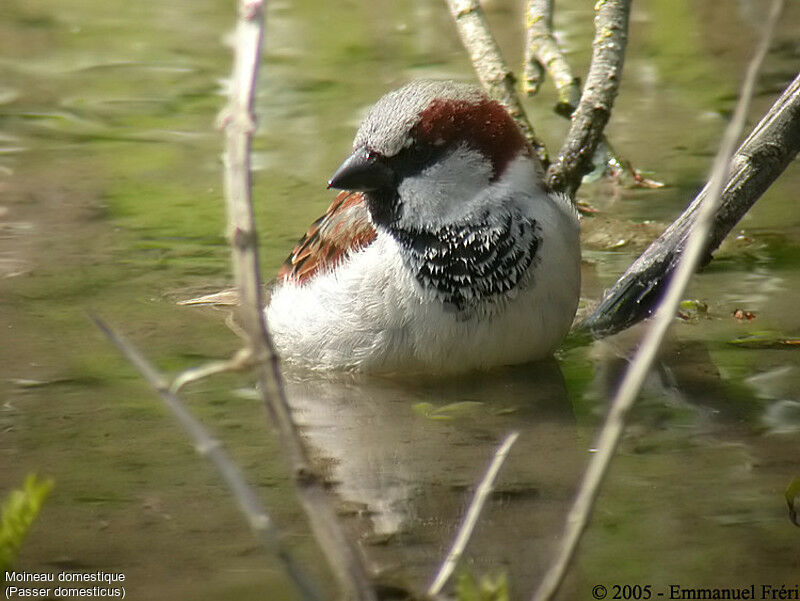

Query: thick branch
left=581, top=70, right=800, bottom=337
left=546, top=0, right=631, bottom=196
left=445, top=0, right=549, bottom=167
left=221, top=2, right=376, bottom=599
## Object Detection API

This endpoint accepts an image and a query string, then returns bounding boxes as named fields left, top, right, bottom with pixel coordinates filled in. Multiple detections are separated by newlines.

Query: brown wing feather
left=278, top=191, right=377, bottom=284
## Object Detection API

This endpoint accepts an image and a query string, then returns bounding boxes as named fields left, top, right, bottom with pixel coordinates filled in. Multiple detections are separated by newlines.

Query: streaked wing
left=278, top=191, right=377, bottom=284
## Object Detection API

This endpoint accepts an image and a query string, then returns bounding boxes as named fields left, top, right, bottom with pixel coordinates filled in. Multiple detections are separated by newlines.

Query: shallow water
left=1, top=0, right=799, bottom=599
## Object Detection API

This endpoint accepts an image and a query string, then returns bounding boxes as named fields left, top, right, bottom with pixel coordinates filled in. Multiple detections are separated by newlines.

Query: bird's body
left=266, top=80, right=580, bottom=373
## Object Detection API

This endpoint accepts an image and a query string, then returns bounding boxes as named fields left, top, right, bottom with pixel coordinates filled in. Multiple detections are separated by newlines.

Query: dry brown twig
left=532, top=2, right=785, bottom=600
left=524, top=0, right=661, bottom=190
left=170, top=347, right=253, bottom=394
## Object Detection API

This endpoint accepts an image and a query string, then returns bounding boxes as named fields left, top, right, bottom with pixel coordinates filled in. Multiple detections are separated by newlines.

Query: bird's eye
left=365, top=149, right=392, bottom=169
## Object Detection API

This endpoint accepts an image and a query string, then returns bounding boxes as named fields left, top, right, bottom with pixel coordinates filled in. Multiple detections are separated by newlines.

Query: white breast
left=266, top=193, right=580, bottom=374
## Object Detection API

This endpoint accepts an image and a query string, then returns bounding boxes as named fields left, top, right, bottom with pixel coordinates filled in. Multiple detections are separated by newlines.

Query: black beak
left=327, top=146, right=394, bottom=192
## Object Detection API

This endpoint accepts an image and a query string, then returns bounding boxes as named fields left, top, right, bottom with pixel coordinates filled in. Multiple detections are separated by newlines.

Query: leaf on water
left=412, top=401, right=485, bottom=421
left=9, top=378, right=77, bottom=389
left=678, top=299, right=710, bottom=322
left=732, top=308, right=757, bottom=321
left=412, top=402, right=436, bottom=419
left=577, top=201, right=600, bottom=215
left=439, top=402, right=485, bottom=414
left=455, top=571, right=509, bottom=601
left=581, top=216, right=665, bottom=252
left=630, top=169, right=665, bottom=189
left=679, top=299, right=709, bottom=313
left=728, top=332, right=800, bottom=348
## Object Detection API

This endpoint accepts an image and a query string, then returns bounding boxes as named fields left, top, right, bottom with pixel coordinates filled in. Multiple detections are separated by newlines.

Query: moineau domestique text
left=5, top=571, right=125, bottom=584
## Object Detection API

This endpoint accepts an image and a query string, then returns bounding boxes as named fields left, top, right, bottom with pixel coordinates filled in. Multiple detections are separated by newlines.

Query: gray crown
left=353, top=80, right=485, bottom=157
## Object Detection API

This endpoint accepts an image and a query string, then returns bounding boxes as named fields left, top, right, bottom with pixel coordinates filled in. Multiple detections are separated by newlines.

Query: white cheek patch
left=397, top=145, right=493, bottom=227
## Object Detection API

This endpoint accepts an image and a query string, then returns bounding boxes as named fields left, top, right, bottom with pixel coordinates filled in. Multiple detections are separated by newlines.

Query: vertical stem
left=524, top=0, right=580, bottom=115
left=221, top=2, right=377, bottom=599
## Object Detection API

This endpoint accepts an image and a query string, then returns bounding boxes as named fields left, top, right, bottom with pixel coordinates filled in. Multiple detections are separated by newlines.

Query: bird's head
left=328, top=80, right=542, bottom=230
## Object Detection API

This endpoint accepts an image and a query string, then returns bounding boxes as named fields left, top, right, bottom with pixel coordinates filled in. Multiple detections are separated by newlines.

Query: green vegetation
left=0, top=474, right=54, bottom=573
left=456, top=571, right=510, bottom=601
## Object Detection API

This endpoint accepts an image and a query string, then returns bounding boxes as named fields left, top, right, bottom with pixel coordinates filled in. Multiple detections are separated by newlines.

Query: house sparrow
left=266, top=80, right=580, bottom=373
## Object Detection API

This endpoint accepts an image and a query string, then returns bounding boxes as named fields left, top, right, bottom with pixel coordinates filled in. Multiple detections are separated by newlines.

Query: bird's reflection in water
left=282, top=360, right=585, bottom=592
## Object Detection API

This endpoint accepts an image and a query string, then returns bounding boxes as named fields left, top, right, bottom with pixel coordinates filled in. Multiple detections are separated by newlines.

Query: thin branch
left=581, top=69, right=800, bottom=337
left=524, top=1, right=661, bottom=191
left=532, top=3, right=784, bottom=600
left=170, top=347, right=253, bottom=394
left=522, top=0, right=552, bottom=98
left=523, top=0, right=579, bottom=114
left=444, top=0, right=549, bottom=167
left=220, top=1, right=377, bottom=599
left=546, top=0, right=631, bottom=197
left=91, top=315, right=322, bottom=601
left=601, top=137, right=665, bottom=189
left=428, top=431, right=520, bottom=597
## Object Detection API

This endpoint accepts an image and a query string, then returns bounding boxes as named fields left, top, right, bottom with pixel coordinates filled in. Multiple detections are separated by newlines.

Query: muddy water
left=1, top=0, right=799, bottom=599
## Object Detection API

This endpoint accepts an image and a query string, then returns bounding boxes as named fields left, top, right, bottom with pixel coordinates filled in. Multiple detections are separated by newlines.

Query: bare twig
left=170, top=347, right=253, bottom=394
left=444, top=0, right=548, bottom=167
left=91, top=315, right=322, bottom=601
left=532, top=4, right=784, bottom=600
left=524, top=1, right=661, bottom=191
left=581, top=68, right=800, bottom=337
left=523, top=0, right=579, bottom=114
left=601, top=138, right=665, bottom=189
left=546, top=0, right=631, bottom=197
left=428, top=431, right=520, bottom=597
left=220, top=1, right=377, bottom=599
left=522, top=0, right=547, bottom=98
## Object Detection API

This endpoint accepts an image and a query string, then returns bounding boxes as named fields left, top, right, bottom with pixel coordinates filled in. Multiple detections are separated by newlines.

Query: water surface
left=1, top=0, right=799, bottom=599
